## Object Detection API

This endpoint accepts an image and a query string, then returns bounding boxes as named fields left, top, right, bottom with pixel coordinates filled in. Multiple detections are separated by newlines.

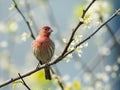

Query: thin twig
left=18, top=73, right=31, bottom=90
left=100, top=16, right=120, bottom=53
left=0, top=8, right=119, bottom=89
left=50, top=68, right=64, bottom=90
left=24, top=0, right=38, bottom=32
left=13, top=0, right=35, bottom=40
left=82, top=0, right=96, bottom=18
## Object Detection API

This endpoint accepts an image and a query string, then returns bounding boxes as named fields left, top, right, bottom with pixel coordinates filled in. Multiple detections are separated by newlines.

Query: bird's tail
left=44, top=66, right=51, bottom=80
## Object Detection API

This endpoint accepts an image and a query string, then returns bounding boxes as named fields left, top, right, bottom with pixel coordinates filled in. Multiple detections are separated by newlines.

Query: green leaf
left=74, top=5, right=86, bottom=18
left=14, top=2, right=18, bottom=7
left=12, top=81, right=23, bottom=90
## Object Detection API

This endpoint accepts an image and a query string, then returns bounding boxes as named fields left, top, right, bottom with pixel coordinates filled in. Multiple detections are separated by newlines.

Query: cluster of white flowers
left=107, top=64, right=119, bottom=72
left=105, top=63, right=119, bottom=79
left=75, top=0, right=112, bottom=28
left=84, top=0, right=112, bottom=26
left=96, top=72, right=109, bottom=82
left=63, top=35, right=88, bottom=61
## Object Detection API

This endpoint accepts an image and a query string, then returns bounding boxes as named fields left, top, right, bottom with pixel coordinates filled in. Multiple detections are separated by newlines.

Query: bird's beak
left=48, top=29, right=53, bottom=33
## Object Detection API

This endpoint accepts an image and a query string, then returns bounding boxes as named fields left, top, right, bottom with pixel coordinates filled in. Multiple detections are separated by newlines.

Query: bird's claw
left=36, top=63, right=40, bottom=69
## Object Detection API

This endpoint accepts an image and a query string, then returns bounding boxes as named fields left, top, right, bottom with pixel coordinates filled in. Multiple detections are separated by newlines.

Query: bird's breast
left=32, top=37, right=55, bottom=64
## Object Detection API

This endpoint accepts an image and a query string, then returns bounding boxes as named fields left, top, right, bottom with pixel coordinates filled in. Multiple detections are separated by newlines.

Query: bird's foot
left=36, top=63, right=40, bottom=69
left=45, top=62, right=50, bottom=67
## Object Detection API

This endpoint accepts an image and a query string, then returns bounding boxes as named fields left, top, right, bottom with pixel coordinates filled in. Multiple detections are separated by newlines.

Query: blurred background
left=0, top=0, right=120, bottom=90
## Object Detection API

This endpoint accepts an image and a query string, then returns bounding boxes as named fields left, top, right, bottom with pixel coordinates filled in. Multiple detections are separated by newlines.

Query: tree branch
left=12, top=0, right=35, bottom=40
left=24, top=0, right=38, bottom=32
left=18, top=73, right=31, bottom=90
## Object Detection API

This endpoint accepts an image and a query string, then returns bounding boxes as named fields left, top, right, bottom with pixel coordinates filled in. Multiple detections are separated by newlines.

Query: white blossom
left=112, top=64, right=119, bottom=71
left=0, top=41, right=8, bottom=48
left=62, top=38, right=67, bottom=43
left=21, top=32, right=30, bottom=42
left=96, top=73, right=109, bottom=82
left=8, top=4, right=15, bottom=10
left=62, top=74, right=70, bottom=81
left=95, top=81, right=102, bottom=88
left=105, top=65, right=112, bottom=72
left=117, top=57, right=120, bottom=64
left=64, top=54, right=73, bottom=62
left=98, top=46, right=111, bottom=56
left=8, top=22, right=18, bottom=32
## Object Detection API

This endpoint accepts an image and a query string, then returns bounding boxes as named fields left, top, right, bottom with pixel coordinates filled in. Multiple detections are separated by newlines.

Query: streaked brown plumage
left=32, top=26, right=55, bottom=80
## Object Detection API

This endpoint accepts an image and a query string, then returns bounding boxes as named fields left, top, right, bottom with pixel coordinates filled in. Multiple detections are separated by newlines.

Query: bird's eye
left=45, top=29, right=48, bottom=32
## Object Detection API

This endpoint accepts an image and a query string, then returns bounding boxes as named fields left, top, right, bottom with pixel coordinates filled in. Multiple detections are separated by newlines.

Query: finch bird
left=32, top=26, right=55, bottom=80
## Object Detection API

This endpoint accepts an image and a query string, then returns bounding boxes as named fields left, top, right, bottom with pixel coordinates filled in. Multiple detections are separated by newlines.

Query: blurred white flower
left=117, top=57, right=120, bottom=64
left=82, top=42, right=88, bottom=48
left=71, top=41, right=76, bottom=46
left=96, top=73, right=109, bottom=82
left=112, top=64, right=119, bottom=71
left=95, top=81, right=102, bottom=88
left=76, top=47, right=82, bottom=57
left=8, top=22, right=18, bottom=32
left=19, top=0, right=25, bottom=6
left=0, top=22, right=6, bottom=33
left=62, top=38, right=67, bottom=43
left=8, top=4, right=15, bottom=10
left=98, top=46, right=111, bottom=56
left=21, top=32, right=30, bottom=42
left=62, top=74, right=70, bottom=81
left=0, top=41, right=8, bottom=48
left=68, top=46, right=75, bottom=51
left=74, top=35, right=82, bottom=43
left=64, top=54, right=73, bottom=62
left=105, top=65, right=112, bottom=72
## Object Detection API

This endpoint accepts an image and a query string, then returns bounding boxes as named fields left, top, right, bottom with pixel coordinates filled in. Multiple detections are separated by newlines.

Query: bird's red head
left=39, top=26, right=53, bottom=37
